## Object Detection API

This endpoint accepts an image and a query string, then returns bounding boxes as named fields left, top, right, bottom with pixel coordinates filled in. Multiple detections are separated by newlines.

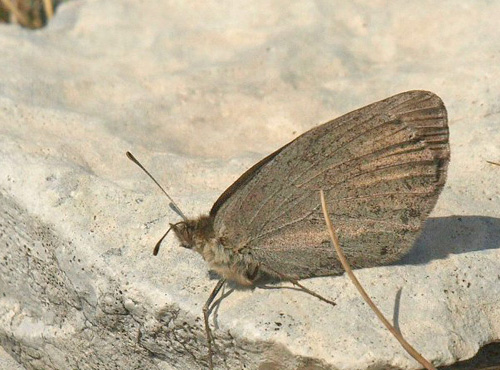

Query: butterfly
left=127, top=90, right=450, bottom=369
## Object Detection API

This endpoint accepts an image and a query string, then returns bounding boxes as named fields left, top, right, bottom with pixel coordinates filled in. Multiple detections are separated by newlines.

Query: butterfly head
left=152, top=220, right=195, bottom=255
left=170, top=221, right=195, bottom=249
left=168, top=215, right=215, bottom=252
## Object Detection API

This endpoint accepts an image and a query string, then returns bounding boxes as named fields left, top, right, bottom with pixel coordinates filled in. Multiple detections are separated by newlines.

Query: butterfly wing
left=211, top=91, right=450, bottom=278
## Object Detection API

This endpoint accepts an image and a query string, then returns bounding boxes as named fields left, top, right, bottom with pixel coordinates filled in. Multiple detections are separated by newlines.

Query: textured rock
left=0, top=346, right=25, bottom=370
left=0, top=1, right=499, bottom=369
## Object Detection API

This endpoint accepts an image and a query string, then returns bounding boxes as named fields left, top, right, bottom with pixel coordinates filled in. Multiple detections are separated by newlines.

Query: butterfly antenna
left=153, top=225, right=172, bottom=256
left=153, top=222, right=185, bottom=256
left=126, top=151, right=188, bottom=221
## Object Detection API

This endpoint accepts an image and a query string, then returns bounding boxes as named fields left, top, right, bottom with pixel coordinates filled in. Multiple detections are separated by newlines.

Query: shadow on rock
left=398, top=215, right=500, bottom=266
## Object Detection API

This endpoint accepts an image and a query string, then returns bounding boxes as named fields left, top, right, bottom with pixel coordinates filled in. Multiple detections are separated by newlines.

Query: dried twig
left=0, top=0, right=30, bottom=26
left=42, top=0, right=52, bottom=20
left=319, top=189, right=436, bottom=370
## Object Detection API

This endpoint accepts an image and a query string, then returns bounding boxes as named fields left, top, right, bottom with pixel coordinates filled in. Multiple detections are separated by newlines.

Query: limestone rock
left=0, top=1, right=499, bottom=369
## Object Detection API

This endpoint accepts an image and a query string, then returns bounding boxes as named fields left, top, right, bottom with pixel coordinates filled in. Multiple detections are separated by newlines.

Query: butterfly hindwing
left=212, top=91, right=449, bottom=278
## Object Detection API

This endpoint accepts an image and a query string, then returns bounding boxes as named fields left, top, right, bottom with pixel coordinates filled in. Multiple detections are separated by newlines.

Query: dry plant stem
left=0, top=0, right=29, bottom=26
left=319, top=190, right=437, bottom=370
left=42, top=0, right=53, bottom=19
left=486, top=160, right=500, bottom=166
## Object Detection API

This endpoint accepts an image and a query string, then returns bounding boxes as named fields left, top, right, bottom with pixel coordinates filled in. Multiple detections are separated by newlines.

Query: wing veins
left=243, top=111, right=384, bottom=229
left=246, top=186, right=286, bottom=228
left=298, top=158, right=436, bottom=190
left=251, top=206, right=320, bottom=242
left=239, top=93, right=438, bottom=224
left=290, top=117, right=399, bottom=187
left=259, top=143, right=433, bottom=232
left=251, top=205, right=417, bottom=243
left=251, top=191, right=311, bottom=236
left=259, top=182, right=435, bottom=238
left=295, top=136, right=427, bottom=188
left=214, top=91, right=448, bottom=266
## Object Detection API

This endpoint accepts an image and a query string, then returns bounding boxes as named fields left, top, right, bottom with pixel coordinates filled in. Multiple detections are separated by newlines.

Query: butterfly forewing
left=212, top=91, right=450, bottom=278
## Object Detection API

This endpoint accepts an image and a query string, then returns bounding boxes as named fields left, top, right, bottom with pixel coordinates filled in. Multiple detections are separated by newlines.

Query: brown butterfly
left=127, top=90, right=450, bottom=369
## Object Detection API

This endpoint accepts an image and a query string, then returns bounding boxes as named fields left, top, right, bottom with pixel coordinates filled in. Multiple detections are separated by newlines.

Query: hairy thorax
left=172, top=216, right=260, bottom=286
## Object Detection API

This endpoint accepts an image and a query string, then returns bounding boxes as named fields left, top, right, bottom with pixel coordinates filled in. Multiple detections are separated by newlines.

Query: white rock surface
left=0, top=346, right=25, bottom=370
left=0, top=1, right=499, bottom=369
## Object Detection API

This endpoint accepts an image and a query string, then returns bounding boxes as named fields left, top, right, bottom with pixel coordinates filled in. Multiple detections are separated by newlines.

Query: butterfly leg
left=203, top=278, right=226, bottom=370
left=265, top=266, right=336, bottom=307
left=286, top=277, right=337, bottom=306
